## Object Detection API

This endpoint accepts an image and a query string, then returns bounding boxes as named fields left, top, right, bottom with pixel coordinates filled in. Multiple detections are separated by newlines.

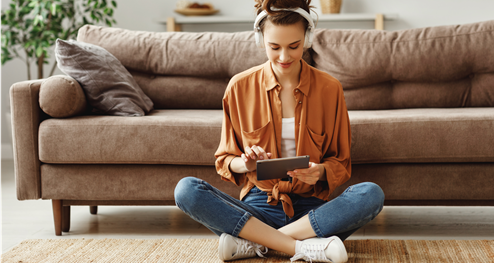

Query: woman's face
left=263, top=20, right=306, bottom=77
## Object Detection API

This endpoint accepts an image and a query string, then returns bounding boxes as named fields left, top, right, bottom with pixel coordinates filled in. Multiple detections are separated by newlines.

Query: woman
left=174, top=0, right=385, bottom=262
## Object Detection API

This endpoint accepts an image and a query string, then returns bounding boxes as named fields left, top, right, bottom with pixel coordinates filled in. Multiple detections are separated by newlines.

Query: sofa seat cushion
left=39, top=110, right=223, bottom=165
left=39, top=108, right=494, bottom=165
left=350, top=108, right=494, bottom=164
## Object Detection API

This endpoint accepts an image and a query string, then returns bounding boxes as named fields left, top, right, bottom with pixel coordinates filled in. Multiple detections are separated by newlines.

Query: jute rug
left=2, top=238, right=494, bottom=263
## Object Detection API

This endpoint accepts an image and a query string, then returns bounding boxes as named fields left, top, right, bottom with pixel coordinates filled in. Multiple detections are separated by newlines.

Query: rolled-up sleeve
left=214, top=85, right=246, bottom=186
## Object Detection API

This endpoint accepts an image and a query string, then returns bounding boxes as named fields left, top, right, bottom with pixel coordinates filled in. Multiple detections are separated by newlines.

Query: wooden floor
left=2, top=160, right=494, bottom=253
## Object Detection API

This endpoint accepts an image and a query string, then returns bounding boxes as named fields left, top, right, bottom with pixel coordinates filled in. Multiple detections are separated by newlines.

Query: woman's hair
left=254, top=0, right=316, bottom=33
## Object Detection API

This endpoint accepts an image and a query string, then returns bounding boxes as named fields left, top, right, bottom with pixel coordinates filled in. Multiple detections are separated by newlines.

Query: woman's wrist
left=229, top=157, right=251, bottom=174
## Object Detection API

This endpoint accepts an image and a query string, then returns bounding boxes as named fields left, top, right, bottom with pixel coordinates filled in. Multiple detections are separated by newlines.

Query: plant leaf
left=1, top=0, right=118, bottom=70
left=51, top=3, right=57, bottom=15
left=36, top=46, right=43, bottom=57
left=33, top=15, right=40, bottom=26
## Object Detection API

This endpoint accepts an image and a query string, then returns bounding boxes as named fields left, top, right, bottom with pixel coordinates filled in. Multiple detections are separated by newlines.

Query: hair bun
left=255, top=0, right=313, bottom=15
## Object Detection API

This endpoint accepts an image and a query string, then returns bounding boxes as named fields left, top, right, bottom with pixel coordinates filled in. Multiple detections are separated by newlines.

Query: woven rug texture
left=2, top=238, right=494, bottom=263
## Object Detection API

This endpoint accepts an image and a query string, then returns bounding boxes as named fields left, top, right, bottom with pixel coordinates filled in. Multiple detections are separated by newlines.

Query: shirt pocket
left=241, top=120, right=272, bottom=150
left=305, top=125, right=327, bottom=160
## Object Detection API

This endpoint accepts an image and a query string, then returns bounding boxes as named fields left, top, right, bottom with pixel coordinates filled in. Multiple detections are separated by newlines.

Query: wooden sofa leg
left=52, top=200, right=62, bottom=236
left=90, top=206, right=98, bottom=215
left=62, top=205, right=71, bottom=232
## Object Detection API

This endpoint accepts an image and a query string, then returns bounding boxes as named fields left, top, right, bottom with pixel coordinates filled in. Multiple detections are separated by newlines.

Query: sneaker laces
left=290, top=242, right=331, bottom=263
left=236, top=238, right=268, bottom=258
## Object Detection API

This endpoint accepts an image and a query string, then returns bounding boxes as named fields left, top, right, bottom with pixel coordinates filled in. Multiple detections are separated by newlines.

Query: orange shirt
left=214, top=59, right=351, bottom=218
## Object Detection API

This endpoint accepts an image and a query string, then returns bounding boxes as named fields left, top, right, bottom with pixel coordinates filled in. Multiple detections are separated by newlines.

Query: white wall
left=1, top=0, right=493, bottom=159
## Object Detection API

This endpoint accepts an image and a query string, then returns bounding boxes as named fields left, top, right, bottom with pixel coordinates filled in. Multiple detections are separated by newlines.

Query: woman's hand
left=241, top=145, right=272, bottom=172
left=287, top=162, right=326, bottom=185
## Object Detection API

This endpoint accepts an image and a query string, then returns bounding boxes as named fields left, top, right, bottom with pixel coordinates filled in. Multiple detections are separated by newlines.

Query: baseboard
left=1, top=143, right=13, bottom=160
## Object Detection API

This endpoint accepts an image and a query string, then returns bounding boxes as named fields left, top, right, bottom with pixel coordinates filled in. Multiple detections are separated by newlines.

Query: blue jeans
left=174, top=177, right=384, bottom=241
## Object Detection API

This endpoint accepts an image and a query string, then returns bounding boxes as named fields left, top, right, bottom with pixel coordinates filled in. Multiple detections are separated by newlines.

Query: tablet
left=256, top=155, right=310, bottom=181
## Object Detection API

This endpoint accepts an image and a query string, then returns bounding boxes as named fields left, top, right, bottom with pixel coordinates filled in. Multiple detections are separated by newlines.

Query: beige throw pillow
left=55, top=39, right=154, bottom=116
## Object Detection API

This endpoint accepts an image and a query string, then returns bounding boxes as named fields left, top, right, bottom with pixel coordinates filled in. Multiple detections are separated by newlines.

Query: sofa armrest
left=9, top=79, right=49, bottom=200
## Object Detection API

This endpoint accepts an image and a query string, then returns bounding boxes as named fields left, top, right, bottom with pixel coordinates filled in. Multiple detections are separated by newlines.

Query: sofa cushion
left=76, top=25, right=312, bottom=79
left=39, top=75, right=87, bottom=118
left=130, top=70, right=228, bottom=109
left=38, top=108, right=494, bottom=165
left=311, top=20, right=494, bottom=110
left=55, top=39, right=154, bottom=116
left=350, top=108, right=494, bottom=164
left=76, top=25, right=312, bottom=110
left=39, top=110, right=223, bottom=165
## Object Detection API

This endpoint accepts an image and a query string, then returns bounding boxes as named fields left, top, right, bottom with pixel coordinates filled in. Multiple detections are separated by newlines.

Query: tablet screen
left=256, top=155, right=310, bottom=181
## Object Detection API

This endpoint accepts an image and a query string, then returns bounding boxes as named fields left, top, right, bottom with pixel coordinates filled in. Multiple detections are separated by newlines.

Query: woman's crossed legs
left=174, top=177, right=384, bottom=258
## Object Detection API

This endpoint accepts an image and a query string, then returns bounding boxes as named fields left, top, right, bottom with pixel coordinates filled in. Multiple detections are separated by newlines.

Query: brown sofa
left=10, top=21, right=494, bottom=236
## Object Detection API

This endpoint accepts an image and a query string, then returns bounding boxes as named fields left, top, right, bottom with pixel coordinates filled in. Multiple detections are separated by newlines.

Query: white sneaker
left=290, top=236, right=348, bottom=263
left=218, top=233, right=268, bottom=261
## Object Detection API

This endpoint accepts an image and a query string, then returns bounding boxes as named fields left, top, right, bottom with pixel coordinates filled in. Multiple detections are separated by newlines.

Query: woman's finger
left=241, top=153, right=248, bottom=162
left=301, top=163, right=318, bottom=174
left=256, top=146, right=268, bottom=160
left=251, top=145, right=262, bottom=159
left=244, top=146, right=256, bottom=160
left=288, top=163, right=320, bottom=185
left=292, top=162, right=315, bottom=175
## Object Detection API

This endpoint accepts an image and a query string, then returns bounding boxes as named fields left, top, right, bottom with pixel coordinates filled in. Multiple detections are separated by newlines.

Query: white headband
left=254, top=7, right=315, bottom=31
left=253, top=7, right=315, bottom=48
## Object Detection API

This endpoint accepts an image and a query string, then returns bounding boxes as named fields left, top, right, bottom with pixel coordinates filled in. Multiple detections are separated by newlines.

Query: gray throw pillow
left=55, top=39, right=154, bottom=116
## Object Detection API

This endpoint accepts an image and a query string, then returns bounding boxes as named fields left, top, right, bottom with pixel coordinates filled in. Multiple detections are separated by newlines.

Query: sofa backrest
left=77, top=25, right=310, bottom=109
left=77, top=21, right=494, bottom=110
left=311, top=20, right=494, bottom=110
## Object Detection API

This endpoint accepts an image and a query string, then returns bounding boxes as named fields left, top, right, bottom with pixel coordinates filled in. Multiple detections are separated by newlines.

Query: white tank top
left=281, top=117, right=296, bottom=157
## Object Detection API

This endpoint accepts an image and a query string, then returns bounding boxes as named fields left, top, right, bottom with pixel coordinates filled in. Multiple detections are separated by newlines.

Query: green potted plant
left=2, top=0, right=117, bottom=158
left=1, top=0, right=117, bottom=80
